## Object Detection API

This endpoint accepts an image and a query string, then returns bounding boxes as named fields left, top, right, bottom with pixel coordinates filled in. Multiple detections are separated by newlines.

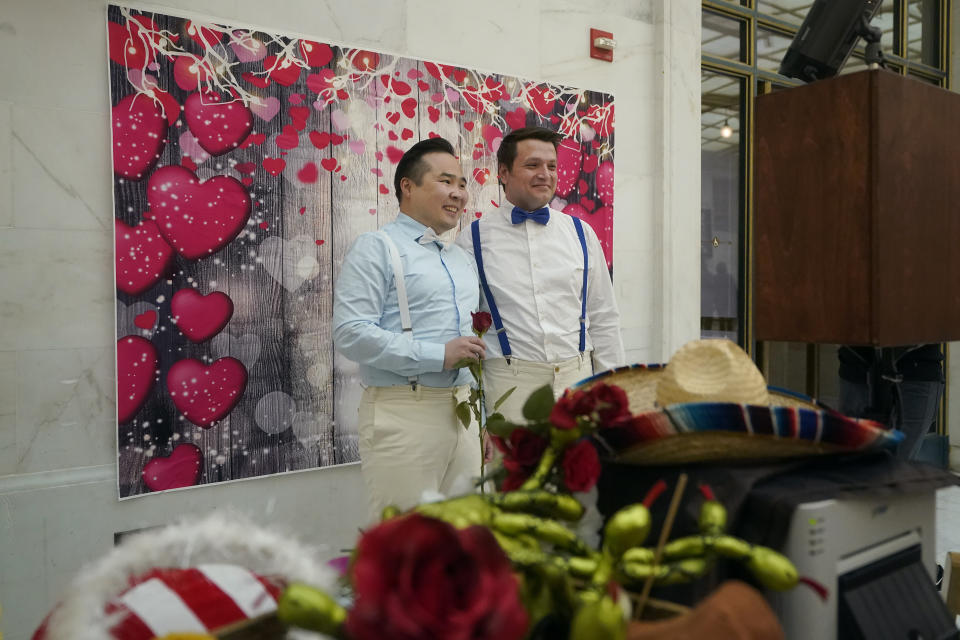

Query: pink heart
left=171, top=289, right=234, bottom=343
left=250, top=96, right=280, bottom=122
left=112, top=93, right=168, bottom=180
left=229, top=30, right=266, bottom=62
left=117, top=335, right=158, bottom=423
left=167, top=357, right=247, bottom=428
left=330, top=109, right=350, bottom=132
left=306, top=69, right=335, bottom=94
left=556, top=139, right=583, bottom=198
left=178, top=130, right=210, bottom=164
left=349, top=139, right=366, bottom=155
left=146, top=166, right=251, bottom=260
left=183, top=93, right=254, bottom=156
left=115, top=219, right=175, bottom=295
left=142, top=443, right=203, bottom=491
left=596, top=160, right=614, bottom=206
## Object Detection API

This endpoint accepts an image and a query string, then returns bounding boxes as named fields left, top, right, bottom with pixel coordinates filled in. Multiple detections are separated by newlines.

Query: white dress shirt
left=455, top=200, right=625, bottom=373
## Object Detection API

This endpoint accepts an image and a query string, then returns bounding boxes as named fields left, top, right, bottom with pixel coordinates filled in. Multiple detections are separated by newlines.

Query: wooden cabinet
left=754, top=70, right=960, bottom=345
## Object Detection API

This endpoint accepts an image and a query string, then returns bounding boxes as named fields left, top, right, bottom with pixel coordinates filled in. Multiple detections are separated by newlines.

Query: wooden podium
left=754, top=70, right=960, bottom=346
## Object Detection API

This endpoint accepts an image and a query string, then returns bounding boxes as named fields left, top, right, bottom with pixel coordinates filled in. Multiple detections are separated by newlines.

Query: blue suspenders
left=470, top=215, right=589, bottom=361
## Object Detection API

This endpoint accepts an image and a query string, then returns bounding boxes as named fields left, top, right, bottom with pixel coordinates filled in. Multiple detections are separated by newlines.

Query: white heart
left=259, top=235, right=321, bottom=292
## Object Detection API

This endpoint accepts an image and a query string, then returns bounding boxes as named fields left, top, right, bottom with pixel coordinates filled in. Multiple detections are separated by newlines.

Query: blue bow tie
left=511, top=206, right=550, bottom=225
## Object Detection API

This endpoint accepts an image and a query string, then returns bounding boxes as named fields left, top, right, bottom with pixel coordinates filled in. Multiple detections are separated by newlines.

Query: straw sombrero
left=576, top=339, right=902, bottom=465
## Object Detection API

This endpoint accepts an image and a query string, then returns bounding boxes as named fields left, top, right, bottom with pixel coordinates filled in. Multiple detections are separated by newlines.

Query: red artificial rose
left=347, top=514, right=528, bottom=640
left=589, top=382, right=631, bottom=425
left=472, top=310, right=493, bottom=336
left=504, top=428, right=549, bottom=470
left=561, top=440, right=601, bottom=493
left=501, top=469, right=531, bottom=492
left=549, top=389, right=596, bottom=430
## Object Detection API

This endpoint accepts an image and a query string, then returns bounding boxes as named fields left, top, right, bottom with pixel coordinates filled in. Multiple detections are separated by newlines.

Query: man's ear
left=399, top=175, right=413, bottom=200
left=496, top=164, right=509, bottom=186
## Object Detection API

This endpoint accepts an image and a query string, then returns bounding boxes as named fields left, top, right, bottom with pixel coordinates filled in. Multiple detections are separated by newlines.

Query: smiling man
left=456, top=126, right=625, bottom=422
left=334, top=137, right=484, bottom=521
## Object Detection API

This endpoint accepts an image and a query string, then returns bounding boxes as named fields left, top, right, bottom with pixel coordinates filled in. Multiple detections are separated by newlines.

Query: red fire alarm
left=590, top=28, right=615, bottom=62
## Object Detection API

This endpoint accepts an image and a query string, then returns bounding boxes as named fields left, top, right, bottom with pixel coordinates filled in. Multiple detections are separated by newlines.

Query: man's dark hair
left=497, top=126, right=562, bottom=171
left=394, top=137, right=457, bottom=203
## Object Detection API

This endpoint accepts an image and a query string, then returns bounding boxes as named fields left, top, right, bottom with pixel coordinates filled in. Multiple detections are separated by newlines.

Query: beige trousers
left=357, top=384, right=480, bottom=523
left=483, top=355, right=594, bottom=423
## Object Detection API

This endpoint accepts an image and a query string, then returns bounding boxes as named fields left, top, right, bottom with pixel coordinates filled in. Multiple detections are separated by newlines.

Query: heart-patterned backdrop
left=110, top=4, right=615, bottom=497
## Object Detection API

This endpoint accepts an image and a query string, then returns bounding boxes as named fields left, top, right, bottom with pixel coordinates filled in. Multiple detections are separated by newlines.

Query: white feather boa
left=39, top=512, right=338, bottom=640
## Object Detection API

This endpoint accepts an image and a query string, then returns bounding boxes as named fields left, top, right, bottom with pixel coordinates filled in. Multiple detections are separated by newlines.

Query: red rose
left=561, top=440, right=601, bottom=492
left=549, top=389, right=596, bottom=430
left=589, top=382, right=631, bottom=425
left=347, top=514, right=528, bottom=640
left=472, top=310, right=493, bottom=336
left=506, top=428, right=549, bottom=469
left=501, top=469, right=530, bottom=492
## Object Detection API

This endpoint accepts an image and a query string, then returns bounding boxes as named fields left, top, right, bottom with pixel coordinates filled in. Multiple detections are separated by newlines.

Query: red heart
left=298, top=161, right=319, bottom=183
left=241, top=72, right=271, bottom=89
left=142, top=443, right=203, bottom=491
left=241, top=177, right=253, bottom=186
left=151, top=88, right=181, bottom=126
left=427, top=106, right=440, bottom=123
left=385, top=112, right=401, bottom=125
left=330, top=133, right=344, bottom=145
left=263, top=156, right=286, bottom=176
left=401, top=128, right=414, bottom=140
left=239, top=132, right=266, bottom=149
left=555, top=139, right=583, bottom=197
left=117, top=335, right=158, bottom=423
left=107, top=17, right=160, bottom=69
left=115, top=219, right=175, bottom=295
left=185, top=21, right=223, bottom=48
left=379, top=184, right=390, bottom=194
left=472, top=168, right=489, bottom=185
left=306, top=69, right=336, bottom=94
left=146, top=166, right=251, bottom=260
left=464, top=121, right=475, bottom=132
left=385, top=145, right=404, bottom=164
left=134, top=310, right=157, bottom=330
left=388, top=131, right=398, bottom=141
left=167, top=357, right=247, bottom=428
left=578, top=179, right=589, bottom=194
left=275, top=125, right=300, bottom=150
left=401, top=97, right=417, bottom=118
left=452, top=69, right=467, bottom=83
left=309, top=130, right=330, bottom=149
left=174, top=55, right=212, bottom=92
left=180, top=155, right=197, bottom=172
left=472, top=149, right=483, bottom=160
left=320, top=157, right=338, bottom=171
left=418, top=80, right=430, bottom=91
left=581, top=197, right=596, bottom=213
left=289, top=106, right=310, bottom=123
left=349, top=50, right=380, bottom=72
left=171, top=289, right=234, bottom=343
left=299, top=40, right=333, bottom=67
left=582, top=154, right=599, bottom=173
left=264, top=55, right=302, bottom=86
left=505, top=107, right=527, bottom=131
left=234, top=162, right=257, bottom=174
left=112, top=93, right=168, bottom=180
left=183, top=93, right=254, bottom=156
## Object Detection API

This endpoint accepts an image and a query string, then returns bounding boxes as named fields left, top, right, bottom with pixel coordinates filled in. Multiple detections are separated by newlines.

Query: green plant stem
left=519, top=446, right=557, bottom=491
left=478, top=358, right=485, bottom=495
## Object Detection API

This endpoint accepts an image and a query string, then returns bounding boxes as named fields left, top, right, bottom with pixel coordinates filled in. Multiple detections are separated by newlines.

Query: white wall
left=0, top=1, right=700, bottom=637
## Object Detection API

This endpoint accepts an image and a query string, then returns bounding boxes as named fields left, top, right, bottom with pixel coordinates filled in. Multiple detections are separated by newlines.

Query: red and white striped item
left=34, top=565, right=283, bottom=640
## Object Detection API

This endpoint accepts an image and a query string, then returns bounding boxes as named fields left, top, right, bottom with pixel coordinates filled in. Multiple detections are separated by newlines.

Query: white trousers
left=483, top=355, right=594, bottom=423
left=357, top=384, right=480, bottom=523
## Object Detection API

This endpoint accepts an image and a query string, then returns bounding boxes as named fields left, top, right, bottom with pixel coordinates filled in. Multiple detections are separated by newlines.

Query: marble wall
left=0, top=1, right=700, bottom=637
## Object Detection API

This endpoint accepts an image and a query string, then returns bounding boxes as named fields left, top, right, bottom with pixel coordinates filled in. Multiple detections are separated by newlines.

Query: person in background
left=456, top=126, right=625, bottom=422
left=334, top=138, right=484, bottom=520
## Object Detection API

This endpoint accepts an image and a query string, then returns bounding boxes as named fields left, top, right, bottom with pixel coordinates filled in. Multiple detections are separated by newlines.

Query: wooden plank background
left=110, top=4, right=615, bottom=497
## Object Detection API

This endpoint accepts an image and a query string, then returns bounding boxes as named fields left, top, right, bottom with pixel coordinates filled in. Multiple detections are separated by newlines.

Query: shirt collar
left=393, top=212, right=432, bottom=239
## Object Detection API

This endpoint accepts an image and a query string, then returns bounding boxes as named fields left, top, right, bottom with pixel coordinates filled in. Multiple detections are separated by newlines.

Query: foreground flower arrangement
left=273, top=382, right=801, bottom=640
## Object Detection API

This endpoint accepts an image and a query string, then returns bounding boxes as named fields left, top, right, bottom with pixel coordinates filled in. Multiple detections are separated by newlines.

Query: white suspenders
left=379, top=230, right=419, bottom=389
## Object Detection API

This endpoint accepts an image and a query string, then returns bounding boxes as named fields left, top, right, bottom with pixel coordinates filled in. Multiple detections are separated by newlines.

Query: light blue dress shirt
left=333, top=213, right=479, bottom=388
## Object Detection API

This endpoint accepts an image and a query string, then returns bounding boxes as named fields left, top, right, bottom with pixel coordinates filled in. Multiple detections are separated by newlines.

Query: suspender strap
left=379, top=231, right=418, bottom=389
left=471, top=220, right=512, bottom=363
left=572, top=217, right=588, bottom=354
